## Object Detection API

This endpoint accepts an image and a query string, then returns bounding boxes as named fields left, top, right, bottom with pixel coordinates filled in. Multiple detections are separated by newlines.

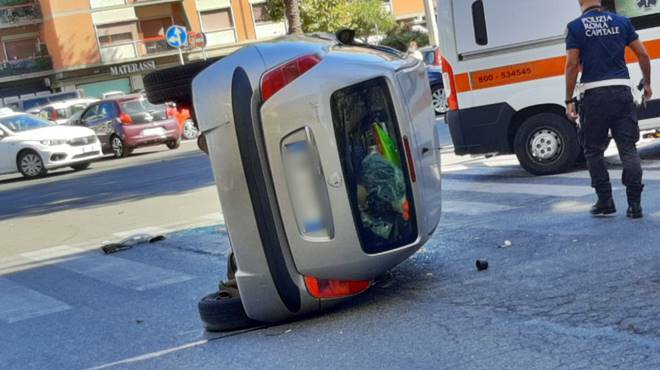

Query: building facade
left=0, top=0, right=425, bottom=106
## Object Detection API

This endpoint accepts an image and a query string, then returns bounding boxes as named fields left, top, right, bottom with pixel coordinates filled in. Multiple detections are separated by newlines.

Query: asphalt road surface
left=3, top=124, right=660, bottom=369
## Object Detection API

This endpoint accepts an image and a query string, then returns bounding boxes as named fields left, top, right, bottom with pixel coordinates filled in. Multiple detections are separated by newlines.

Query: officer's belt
left=579, top=79, right=631, bottom=94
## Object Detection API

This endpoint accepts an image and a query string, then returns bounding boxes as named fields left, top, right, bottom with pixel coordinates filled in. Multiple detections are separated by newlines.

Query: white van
left=437, top=0, right=660, bottom=175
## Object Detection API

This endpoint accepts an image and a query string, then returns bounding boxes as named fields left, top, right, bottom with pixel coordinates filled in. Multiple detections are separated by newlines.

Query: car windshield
left=121, top=99, right=165, bottom=114
left=0, top=114, right=54, bottom=132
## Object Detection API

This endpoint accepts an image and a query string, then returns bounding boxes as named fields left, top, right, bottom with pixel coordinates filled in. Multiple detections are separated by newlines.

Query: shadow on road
left=0, top=151, right=214, bottom=221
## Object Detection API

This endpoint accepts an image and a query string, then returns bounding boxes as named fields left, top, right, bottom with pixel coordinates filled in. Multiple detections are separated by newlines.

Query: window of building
left=252, top=3, right=272, bottom=24
left=140, top=18, right=173, bottom=39
left=200, top=9, right=234, bottom=31
left=97, top=23, right=136, bottom=46
left=4, top=39, right=37, bottom=60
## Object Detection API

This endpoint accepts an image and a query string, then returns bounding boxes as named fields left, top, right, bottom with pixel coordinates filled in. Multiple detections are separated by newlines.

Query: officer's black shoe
left=626, top=203, right=643, bottom=219
left=590, top=198, right=617, bottom=216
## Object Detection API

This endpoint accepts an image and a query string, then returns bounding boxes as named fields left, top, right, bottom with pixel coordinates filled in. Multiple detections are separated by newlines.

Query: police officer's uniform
left=566, top=5, right=644, bottom=217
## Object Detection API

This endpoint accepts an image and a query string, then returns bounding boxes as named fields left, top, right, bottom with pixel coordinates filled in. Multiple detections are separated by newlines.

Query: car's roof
left=103, top=94, right=146, bottom=103
left=39, top=98, right=98, bottom=110
left=0, top=110, right=25, bottom=119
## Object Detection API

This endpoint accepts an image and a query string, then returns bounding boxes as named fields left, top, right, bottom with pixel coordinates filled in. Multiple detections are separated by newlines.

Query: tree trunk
left=284, top=0, right=303, bottom=34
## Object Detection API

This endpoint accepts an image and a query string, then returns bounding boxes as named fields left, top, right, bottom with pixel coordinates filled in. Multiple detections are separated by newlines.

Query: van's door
left=453, top=0, right=579, bottom=56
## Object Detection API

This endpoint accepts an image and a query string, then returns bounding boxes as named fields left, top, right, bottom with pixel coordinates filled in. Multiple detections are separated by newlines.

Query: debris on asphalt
left=476, top=260, right=489, bottom=271
left=101, top=233, right=167, bottom=254
left=499, top=240, right=513, bottom=248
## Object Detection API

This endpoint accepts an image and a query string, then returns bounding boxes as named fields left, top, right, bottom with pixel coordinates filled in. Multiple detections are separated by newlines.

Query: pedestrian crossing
left=0, top=157, right=656, bottom=328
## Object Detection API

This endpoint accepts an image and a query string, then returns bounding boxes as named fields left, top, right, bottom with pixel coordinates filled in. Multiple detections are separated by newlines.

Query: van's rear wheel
left=514, top=113, right=580, bottom=175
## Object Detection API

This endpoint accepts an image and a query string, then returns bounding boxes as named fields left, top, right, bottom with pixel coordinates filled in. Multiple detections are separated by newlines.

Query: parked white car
left=34, top=98, right=98, bottom=125
left=0, top=110, right=103, bottom=179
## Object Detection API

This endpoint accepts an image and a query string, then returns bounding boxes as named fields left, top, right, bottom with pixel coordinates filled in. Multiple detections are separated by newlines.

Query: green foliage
left=380, top=27, right=430, bottom=52
left=0, top=0, right=31, bottom=6
left=264, top=0, right=395, bottom=38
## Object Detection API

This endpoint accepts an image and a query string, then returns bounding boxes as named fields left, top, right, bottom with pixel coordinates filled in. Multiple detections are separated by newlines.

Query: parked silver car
left=146, top=32, right=442, bottom=331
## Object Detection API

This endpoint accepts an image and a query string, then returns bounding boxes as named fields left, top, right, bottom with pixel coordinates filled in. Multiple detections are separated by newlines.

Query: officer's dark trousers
left=579, top=86, right=644, bottom=201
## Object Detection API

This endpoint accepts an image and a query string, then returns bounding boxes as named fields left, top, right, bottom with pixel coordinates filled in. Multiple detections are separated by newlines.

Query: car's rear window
left=330, top=77, right=417, bottom=254
left=121, top=99, right=165, bottom=115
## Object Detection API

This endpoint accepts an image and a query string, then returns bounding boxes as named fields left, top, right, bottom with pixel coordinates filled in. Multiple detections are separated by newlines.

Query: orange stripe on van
left=469, top=56, right=567, bottom=90
left=456, top=38, right=660, bottom=92
left=454, top=73, right=471, bottom=93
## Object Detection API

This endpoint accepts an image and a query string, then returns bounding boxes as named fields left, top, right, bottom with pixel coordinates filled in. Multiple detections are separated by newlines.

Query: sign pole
left=178, top=48, right=185, bottom=65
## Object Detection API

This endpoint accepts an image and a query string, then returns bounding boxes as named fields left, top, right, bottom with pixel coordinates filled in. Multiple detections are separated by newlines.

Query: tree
left=265, top=0, right=395, bottom=38
left=283, top=0, right=303, bottom=34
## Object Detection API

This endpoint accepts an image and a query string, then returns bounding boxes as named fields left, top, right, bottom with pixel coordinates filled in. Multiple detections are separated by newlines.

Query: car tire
left=17, top=150, right=47, bottom=179
left=111, top=135, right=131, bottom=158
left=166, top=139, right=181, bottom=150
left=514, top=113, right=581, bottom=176
left=70, top=162, right=91, bottom=171
left=431, top=84, right=448, bottom=116
left=143, top=58, right=220, bottom=106
left=198, top=288, right=259, bottom=332
left=182, top=120, right=199, bottom=140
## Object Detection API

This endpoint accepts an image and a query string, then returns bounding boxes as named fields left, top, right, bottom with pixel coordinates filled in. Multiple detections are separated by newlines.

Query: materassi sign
left=110, top=60, right=157, bottom=76
left=615, top=0, right=660, bottom=17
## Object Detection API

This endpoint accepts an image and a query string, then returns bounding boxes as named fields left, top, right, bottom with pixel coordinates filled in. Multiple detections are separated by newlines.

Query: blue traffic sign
left=166, top=25, right=188, bottom=48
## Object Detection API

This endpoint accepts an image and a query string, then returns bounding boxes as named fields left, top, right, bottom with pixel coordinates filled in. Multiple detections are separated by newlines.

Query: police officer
left=565, top=0, right=652, bottom=219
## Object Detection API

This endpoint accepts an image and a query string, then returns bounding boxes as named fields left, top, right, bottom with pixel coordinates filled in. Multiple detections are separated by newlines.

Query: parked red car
left=73, top=95, right=182, bottom=158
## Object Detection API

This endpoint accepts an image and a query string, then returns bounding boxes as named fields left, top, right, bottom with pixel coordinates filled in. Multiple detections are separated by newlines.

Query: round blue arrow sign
left=166, top=25, right=188, bottom=48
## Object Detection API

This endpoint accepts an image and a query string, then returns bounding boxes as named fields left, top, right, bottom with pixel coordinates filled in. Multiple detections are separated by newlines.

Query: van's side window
left=603, top=0, right=660, bottom=30
left=472, top=0, right=488, bottom=45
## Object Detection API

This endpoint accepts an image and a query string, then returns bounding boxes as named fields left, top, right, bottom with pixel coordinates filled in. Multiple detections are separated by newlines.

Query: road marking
left=21, top=246, right=195, bottom=292
left=442, top=200, right=518, bottom=215
left=443, top=180, right=595, bottom=197
left=0, top=277, right=71, bottom=324
left=113, top=227, right=172, bottom=239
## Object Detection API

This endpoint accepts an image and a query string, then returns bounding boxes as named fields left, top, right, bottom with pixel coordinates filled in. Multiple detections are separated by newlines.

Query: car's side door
left=0, top=126, right=12, bottom=174
left=95, top=102, right=119, bottom=146
left=79, top=103, right=108, bottom=148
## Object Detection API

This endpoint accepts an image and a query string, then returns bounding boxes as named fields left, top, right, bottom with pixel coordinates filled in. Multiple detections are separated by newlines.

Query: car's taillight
left=403, top=135, right=416, bottom=183
left=119, top=113, right=133, bottom=125
left=261, top=54, right=321, bottom=102
left=304, top=276, right=371, bottom=299
left=434, top=49, right=442, bottom=67
left=441, top=56, right=459, bottom=111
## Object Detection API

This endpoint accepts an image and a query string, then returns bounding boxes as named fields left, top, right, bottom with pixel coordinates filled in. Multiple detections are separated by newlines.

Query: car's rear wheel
left=17, top=150, right=47, bottom=179
left=182, top=120, right=199, bottom=140
left=514, top=113, right=580, bottom=175
left=166, top=139, right=181, bottom=150
left=111, top=136, right=131, bottom=158
left=71, top=162, right=91, bottom=171
left=198, top=287, right=258, bottom=332
left=431, top=85, right=448, bottom=116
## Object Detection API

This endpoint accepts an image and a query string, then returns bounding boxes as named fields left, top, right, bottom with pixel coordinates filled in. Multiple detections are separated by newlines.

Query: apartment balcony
left=0, top=0, right=41, bottom=29
left=90, top=0, right=182, bottom=9
left=99, top=36, right=178, bottom=63
left=0, top=56, right=52, bottom=79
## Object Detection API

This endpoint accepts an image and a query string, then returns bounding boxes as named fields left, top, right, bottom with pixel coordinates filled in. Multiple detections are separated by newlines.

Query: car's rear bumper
left=124, top=128, right=180, bottom=148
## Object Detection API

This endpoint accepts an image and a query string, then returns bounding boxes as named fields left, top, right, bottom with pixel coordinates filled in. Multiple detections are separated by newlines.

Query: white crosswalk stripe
left=442, top=201, right=519, bottom=216
left=20, top=246, right=195, bottom=292
left=0, top=277, right=71, bottom=324
left=442, top=179, right=595, bottom=197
